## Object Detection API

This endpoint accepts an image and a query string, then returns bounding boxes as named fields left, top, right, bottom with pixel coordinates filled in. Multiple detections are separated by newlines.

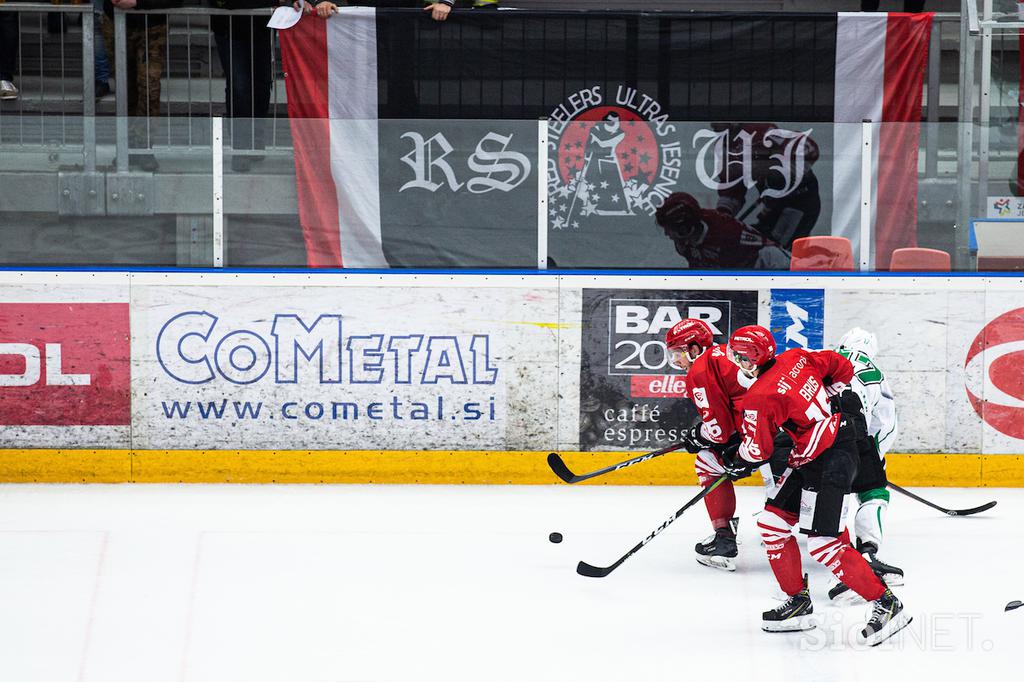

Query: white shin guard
left=855, top=498, right=888, bottom=550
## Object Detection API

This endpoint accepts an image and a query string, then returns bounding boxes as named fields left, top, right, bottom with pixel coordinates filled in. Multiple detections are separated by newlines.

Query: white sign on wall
left=130, top=283, right=559, bottom=450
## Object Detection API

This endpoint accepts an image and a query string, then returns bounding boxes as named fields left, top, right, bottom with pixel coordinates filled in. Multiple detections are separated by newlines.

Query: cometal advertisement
left=129, top=281, right=560, bottom=451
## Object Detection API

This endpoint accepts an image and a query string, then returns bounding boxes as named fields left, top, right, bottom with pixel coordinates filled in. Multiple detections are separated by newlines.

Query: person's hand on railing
left=423, top=2, right=451, bottom=22
left=293, top=1, right=337, bottom=17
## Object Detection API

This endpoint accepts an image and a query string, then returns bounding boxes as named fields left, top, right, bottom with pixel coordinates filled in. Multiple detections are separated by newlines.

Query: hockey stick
left=547, top=442, right=686, bottom=484
left=887, top=482, right=997, bottom=517
left=577, top=475, right=728, bottom=578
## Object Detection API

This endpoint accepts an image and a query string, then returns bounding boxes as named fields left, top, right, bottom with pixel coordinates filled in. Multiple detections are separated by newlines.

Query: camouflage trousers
left=101, top=16, right=166, bottom=147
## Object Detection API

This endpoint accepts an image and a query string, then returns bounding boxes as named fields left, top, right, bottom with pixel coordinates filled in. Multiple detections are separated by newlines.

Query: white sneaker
left=0, top=80, right=18, bottom=100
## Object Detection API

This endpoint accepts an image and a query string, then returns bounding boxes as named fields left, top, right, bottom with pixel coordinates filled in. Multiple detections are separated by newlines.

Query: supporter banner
left=279, top=10, right=931, bottom=270
left=377, top=120, right=537, bottom=267
left=577, top=288, right=757, bottom=451
left=130, top=283, right=558, bottom=450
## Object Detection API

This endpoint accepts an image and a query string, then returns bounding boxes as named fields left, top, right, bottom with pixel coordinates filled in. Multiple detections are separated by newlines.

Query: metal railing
left=0, top=6, right=1001, bottom=271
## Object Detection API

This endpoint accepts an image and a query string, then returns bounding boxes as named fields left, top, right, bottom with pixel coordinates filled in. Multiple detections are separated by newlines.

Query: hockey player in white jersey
left=828, top=327, right=904, bottom=599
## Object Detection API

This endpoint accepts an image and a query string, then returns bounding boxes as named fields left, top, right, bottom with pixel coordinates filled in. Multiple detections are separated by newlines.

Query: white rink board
left=2, top=271, right=1024, bottom=455
left=130, top=282, right=560, bottom=450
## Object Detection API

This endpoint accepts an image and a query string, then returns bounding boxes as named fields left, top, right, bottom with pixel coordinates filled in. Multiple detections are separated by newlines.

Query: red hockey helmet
left=655, top=192, right=703, bottom=243
left=729, top=325, right=776, bottom=367
left=665, top=318, right=714, bottom=370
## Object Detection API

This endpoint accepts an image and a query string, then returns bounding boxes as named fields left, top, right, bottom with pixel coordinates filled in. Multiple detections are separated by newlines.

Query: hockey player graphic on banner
left=567, top=112, right=635, bottom=221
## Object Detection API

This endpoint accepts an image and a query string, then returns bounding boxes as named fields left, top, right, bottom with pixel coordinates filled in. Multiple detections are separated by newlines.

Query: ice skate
left=858, top=541, right=904, bottom=586
left=859, top=588, right=911, bottom=647
left=694, top=526, right=738, bottom=571
left=762, top=576, right=815, bottom=632
left=827, top=578, right=865, bottom=605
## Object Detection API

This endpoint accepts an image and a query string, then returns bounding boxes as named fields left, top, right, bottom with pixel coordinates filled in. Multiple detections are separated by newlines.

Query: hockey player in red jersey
left=666, top=318, right=787, bottom=571
left=726, top=325, right=910, bottom=646
left=655, top=192, right=790, bottom=270
left=665, top=318, right=748, bottom=570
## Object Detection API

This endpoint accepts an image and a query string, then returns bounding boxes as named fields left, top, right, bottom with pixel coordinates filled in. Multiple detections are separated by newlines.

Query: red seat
left=789, top=236, right=854, bottom=271
left=889, top=247, right=951, bottom=272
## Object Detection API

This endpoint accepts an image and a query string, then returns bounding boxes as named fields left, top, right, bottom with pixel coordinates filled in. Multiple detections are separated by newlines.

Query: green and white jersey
left=837, top=348, right=898, bottom=458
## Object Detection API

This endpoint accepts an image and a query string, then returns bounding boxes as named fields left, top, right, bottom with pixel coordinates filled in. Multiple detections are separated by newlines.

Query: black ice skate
left=829, top=542, right=905, bottom=603
left=858, top=541, right=905, bottom=586
left=694, top=524, right=738, bottom=572
left=860, top=588, right=912, bottom=647
left=762, top=576, right=815, bottom=633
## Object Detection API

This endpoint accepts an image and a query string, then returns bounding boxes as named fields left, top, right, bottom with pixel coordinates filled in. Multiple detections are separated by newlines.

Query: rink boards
left=1, top=270, right=1023, bottom=485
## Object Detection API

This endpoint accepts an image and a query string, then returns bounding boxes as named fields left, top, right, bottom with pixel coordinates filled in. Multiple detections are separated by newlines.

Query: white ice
left=0, top=483, right=1020, bottom=682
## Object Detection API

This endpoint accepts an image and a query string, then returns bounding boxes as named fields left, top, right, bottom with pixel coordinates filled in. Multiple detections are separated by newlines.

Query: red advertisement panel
left=630, top=374, right=688, bottom=399
left=0, top=303, right=130, bottom=426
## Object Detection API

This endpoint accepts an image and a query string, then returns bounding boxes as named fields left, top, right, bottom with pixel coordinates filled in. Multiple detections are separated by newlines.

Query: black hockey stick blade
left=576, top=561, right=616, bottom=578
left=946, top=500, right=998, bottom=517
left=574, top=476, right=727, bottom=578
left=1005, top=600, right=1023, bottom=612
left=546, top=453, right=578, bottom=483
left=888, top=482, right=997, bottom=517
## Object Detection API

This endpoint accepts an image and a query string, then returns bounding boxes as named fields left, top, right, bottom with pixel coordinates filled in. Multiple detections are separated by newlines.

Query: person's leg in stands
left=0, top=13, right=19, bottom=100
left=92, top=0, right=111, bottom=96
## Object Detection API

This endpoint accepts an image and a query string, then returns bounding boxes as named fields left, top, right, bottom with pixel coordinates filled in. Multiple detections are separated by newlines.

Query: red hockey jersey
left=737, top=348, right=854, bottom=466
left=686, top=344, right=751, bottom=444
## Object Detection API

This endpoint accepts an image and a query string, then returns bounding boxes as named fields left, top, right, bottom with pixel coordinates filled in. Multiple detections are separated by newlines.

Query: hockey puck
left=548, top=532, right=563, bottom=544
left=1006, top=600, right=1023, bottom=612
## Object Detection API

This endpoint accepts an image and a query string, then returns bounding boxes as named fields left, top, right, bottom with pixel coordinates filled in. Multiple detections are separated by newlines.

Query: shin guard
left=758, top=507, right=804, bottom=596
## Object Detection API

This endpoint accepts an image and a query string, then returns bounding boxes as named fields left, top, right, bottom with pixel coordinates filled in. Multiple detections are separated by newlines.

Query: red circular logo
left=964, top=307, right=1024, bottom=439
left=555, top=106, right=660, bottom=188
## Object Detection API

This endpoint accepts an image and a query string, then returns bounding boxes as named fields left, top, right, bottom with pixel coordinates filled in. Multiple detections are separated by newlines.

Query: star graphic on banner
left=630, top=147, right=638, bottom=155
left=553, top=216, right=566, bottom=229
left=557, top=186, right=572, bottom=199
left=639, top=152, right=651, bottom=165
left=591, top=193, right=601, bottom=202
left=578, top=121, right=588, bottom=129
left=575, top=140, right=583, bottom=149
left=572, top=220, right=580, bottom=228
left=600, top=181, right=609, bottom=189
left=636, top=134, right=645, bottom=142
left=624, top=162, right=633, bottom=173
left=581, top=202, right=596, bottom=216
left=558, top=203, right=567, bottom=213
left=611, top=194, right=620, bottom=203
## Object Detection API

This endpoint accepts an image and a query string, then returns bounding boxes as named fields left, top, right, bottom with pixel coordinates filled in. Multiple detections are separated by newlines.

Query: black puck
left=549, top=532, right=563, bottom=544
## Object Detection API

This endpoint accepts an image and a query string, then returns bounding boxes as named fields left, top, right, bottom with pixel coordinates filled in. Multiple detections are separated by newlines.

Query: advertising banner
left=578, top=288, right=757, bottom=451
left=0, top=303, right=130, bottom=426
left=130, top=283, right=558, bottom=450
left=962, top=292, right=1024, bottom=454
left=769, top=288, right=825, bottom=352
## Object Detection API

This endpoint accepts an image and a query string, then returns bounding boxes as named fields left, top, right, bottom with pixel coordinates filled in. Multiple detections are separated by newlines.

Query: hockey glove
left=680, top=424, right=714, bottom=454
left=720, top=447, right=758, bottom=481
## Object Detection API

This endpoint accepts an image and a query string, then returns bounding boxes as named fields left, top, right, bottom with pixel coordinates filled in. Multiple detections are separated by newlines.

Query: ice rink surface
left=0, top=483, right=1020, bottom=682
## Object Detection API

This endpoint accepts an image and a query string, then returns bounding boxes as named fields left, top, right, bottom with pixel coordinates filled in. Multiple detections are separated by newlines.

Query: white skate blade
left=695, top=554, right=736, bottom=572
left=762, top=614, right=816, bottom=633
left=860, top=612, right=912, bottom=647
left=827, top=583, right=866, bottom=606
left=879, top=572, right=904, bottom=587
left=832, top=590, right=866, bottom=606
